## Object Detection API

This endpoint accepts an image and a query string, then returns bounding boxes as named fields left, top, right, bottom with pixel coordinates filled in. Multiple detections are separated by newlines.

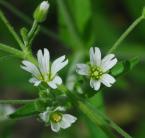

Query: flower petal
left=29, top=77, right=41, bottom=86
left=60, top=119, right=71, bottom=129
left=51, top=55, right=68, bottom=77
left=63, top=114, right=77, bottom=124
left=76, top=64, right=90, bottom=76
left=101, top=74, right=116, bottom=87
left=47, top=76, right=62, bottom=89
left=47, top=81, right=57, bottom=89
left=60, top=114, right=77, bottom=129
left=37, top=49, right=50, bottom=75
left=39, top=111, right=49, bottom=122
left=51, top=122, right=60, bottom=132
left=21, top=60, right=41, bottom=78
left=90, top=47, right=101, bottom=66
left=101, top=54, right=117, bottom=72
left=53, top=76, right=63, bottom=85
left=90, top=79, right=101, bottom=91
left=54, top=106, right=66, bottom=112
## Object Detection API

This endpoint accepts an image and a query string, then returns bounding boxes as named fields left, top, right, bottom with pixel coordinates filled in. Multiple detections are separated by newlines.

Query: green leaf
left=111, top=57, right=139, bottom=77
left=9, top=102, right=39, bottom=119
left=9, top=99, right=50, bottom=119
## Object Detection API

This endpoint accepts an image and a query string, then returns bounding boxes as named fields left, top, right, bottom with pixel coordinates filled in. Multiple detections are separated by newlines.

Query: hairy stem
left=0, top=43, right=24, bottom=58
left=108, top=16, right=144, bottom=53
left=28, top=20, right=38, bottom=39
left=0, top=0, right=63, bottom=43
left=0, top=99, right=36, bottom=104
left=0, top=10, right=24, bottom=50
left=59, top=85, right=133, bottom=138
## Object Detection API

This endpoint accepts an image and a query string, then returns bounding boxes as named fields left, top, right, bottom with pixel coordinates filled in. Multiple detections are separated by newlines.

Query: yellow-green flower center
left=38, top=72, right=51, bottom=82
left=51, top=112, right=62, bottom=123
left=91, top=66, right=103, bottom=80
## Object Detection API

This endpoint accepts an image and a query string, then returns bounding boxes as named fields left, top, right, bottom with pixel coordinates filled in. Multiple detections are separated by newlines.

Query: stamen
left=91, top=66, right=103, bottom=80
left=51, top=112, right=62, bottom=123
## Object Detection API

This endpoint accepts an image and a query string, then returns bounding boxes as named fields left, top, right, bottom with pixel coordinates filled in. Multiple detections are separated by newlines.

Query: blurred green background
left=0, top=0, right=145, bottom=138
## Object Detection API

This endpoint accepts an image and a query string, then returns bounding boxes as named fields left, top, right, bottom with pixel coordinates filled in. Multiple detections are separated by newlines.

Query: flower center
left=90, top=66, right=103, bottom=80
left=51, top=112, right=62, bottom=123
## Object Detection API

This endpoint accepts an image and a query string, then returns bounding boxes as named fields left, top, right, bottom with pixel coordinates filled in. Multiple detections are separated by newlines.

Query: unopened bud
left=34, top=1, right=49, bottom=23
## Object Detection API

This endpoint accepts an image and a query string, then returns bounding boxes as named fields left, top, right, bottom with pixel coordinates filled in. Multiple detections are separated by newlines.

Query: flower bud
left=34, top=1, right=49, bottom=23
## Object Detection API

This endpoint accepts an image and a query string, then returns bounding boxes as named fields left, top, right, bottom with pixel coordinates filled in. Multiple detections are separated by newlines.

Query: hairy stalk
left=28, top=20, right=38, bottom=39
left=0, top=0, right=62, bottom=43
left=108, top=16, right=144, bottom=53
left=0, top=10, right=24, bottom=50
left=0, top=43, right=23, bottom=58
left=0, top=99, right=36, bottom=104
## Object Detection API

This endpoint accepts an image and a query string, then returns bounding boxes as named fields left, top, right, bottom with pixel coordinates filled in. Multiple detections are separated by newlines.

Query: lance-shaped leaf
left=9, top=100, right=47, bottom=119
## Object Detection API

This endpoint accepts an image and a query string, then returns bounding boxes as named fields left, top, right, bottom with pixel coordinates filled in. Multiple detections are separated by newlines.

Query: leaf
left=9, top=99, right=50, bottom=119
left=111, top=57, right=139, bottom=77
left=9, top=102, right=39, bottom=119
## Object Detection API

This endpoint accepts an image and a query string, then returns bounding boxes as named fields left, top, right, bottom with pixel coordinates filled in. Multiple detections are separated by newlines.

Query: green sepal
left=20, top=27, right=28, bottom=41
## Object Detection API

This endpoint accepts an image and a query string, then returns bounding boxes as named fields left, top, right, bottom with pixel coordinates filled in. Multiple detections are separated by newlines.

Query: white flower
left=76, top=47, right=117, bottom=91
left=39, top=106, right=77, bottom=132
left=0, top=105, right=15, bottom=121
left=21, top=48, right=68, bottom=89
left=40, top=1, right=50, bottom=11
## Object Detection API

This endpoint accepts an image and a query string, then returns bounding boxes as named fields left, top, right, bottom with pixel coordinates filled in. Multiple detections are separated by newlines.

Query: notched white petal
left=37, top=49, right=50, bottom=75
left=89, top=47, right=101, bottom=66
left=90, top=79, right=101, bottom=91
left=51, top=122, right=60, bottom=132
left=47, top=81, right=57, bottom=89
left=51, top=55, right=68, bottom=77
left=101, top=74, right=116, bottom=87
left=29, top=77, right=41, bottom=86
left=47, top=76, right=62, bottom=89
left=60, top=119, right=71, bottom=129
left=76, top=64, right=90, bottom=76
left=53, top=76, right=62, bottom=85
left=60, top=114, right=77, bottom=129
left=39, top=111, right=49, bottom=122
left=21, top=60, right=40, bottom=77
left=101, top=54, right=118, bottom=72
left=63, top=114, right=77, bottom=123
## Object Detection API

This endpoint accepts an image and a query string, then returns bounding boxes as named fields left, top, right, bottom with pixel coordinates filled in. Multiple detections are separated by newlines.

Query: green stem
left=0, top=0, right=63, bottom=43
left=108, top=16, right=144, bottom=53
left=0, top=99, right=36, bottom=104
left=0, top=10, right=24, bottom=50
left=78, top=100, right=116, bottom=138
left=0, top=43, right=24, bottom=58
left=28, top=20, right=38, bottom=39
left=59, top=85, right=133, bottom=138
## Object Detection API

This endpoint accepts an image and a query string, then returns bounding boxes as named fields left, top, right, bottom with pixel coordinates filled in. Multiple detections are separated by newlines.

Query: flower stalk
left=108, top=15, right=144, bottom=53
left=0, top=99, right=36, bottom=105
